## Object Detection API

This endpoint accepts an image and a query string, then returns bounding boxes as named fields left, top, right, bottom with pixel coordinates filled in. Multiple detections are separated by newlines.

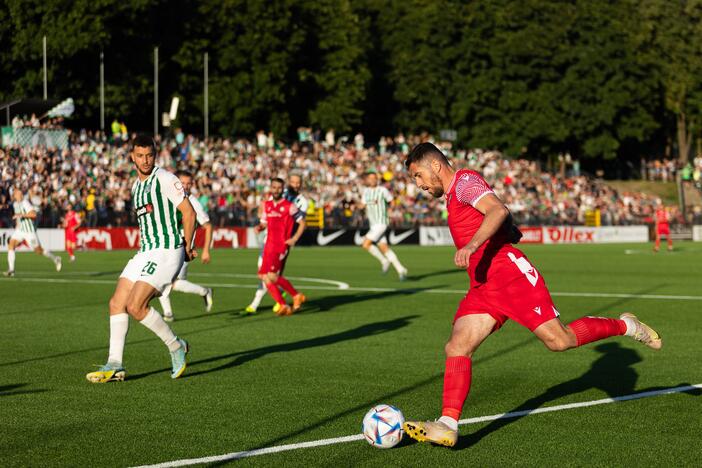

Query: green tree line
left=2, top=0, right=702, bottom=162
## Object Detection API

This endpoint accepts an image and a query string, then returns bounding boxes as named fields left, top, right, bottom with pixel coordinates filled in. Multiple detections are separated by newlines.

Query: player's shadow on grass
left=206, top=335, right=536, bottom=466
left=0, top=383, right=47, bottom=397
left=130, top=315, right=419, bottom=380
left=405, top=268, right=463, bottom=281
left=301, top=286, right=446, bottom=313
left=455, top=342, right=701, bottom=450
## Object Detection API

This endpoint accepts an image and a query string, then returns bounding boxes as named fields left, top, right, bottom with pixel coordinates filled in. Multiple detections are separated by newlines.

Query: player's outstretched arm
left=201, top=221, right=213, bottom=264
left=177, top=198, right=197, bottom=261
left=455, top=194, right=509, bottom=268
left=286, top=219, right=306, bottom=247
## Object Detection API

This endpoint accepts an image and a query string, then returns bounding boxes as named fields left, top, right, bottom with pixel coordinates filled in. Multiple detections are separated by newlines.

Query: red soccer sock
left=265, top=283, right=286, bottom=305
left=567, top=316, right=627, bottom=347
left=441, top=356, right=472, bottom=421
left=655, top=237, right=661, bottom=249
left=276, top=276, right=298, bottom=296
left=66, top=245, right=74, bottom=257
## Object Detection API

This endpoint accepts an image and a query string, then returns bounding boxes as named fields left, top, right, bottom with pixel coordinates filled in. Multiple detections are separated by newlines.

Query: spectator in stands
left=85, top=189, right=97, bottom=227
left=111, top=119, right=121, bottom=142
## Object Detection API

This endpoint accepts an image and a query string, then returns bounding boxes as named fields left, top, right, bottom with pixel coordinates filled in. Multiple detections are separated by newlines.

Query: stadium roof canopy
left=0, top=98, right=63, bottom=125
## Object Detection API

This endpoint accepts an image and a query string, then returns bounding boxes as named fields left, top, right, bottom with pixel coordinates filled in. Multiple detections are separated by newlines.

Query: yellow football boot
left=403, top=420, right=458, bottom=447
left=86, top=363, right=126, bottom=383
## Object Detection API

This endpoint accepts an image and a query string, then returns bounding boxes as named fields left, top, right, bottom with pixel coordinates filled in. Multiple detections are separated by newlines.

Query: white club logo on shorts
left=507, top=252, right=539, bottom=287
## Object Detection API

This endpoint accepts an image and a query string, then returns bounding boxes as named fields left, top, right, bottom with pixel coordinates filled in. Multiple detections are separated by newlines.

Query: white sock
left=172, top=279, right=207, bottom=296
left=107, top=313, right=129, bottom=366
left=140, top=307, right=180, bottom=352
left=622, top=316, right=637, bottom=337
left=367, top=245, right=387, bottom=264
left=384, top=249, right=406, bottom=273
left=250, top=285, right=267, bottom=309
left=158, top=295, right=173, bottom=316
left=43, top=250, right=58, bottom=262
left=7, top=250, right=15, bottom=271
left=438, top=415, right=459, bottom=431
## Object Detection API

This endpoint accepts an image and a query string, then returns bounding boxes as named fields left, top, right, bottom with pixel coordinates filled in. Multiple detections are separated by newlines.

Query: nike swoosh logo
left=354, top=230, right=364, bottom=246
left=317, top=230, right=346, bottom=246
left=389, top=230, right=416, bottom=245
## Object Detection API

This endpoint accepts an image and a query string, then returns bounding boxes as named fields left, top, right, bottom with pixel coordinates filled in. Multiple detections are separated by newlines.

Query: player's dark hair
left=271, top=177, right=285, bottom=185
left=404, top=142, right=449, bottom=169
left=131, top=134, right=156, bottom=154
left=175, top=170, right=193, bottom=178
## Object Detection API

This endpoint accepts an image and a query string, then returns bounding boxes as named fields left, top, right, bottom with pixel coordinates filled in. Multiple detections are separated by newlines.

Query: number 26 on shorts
left=141, top=261, right=157, bottom=276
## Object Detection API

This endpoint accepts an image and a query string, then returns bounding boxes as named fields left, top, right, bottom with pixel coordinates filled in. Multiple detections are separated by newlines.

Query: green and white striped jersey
left=13, top=199, right=36, bottom=233
left=362, top=186, right=393, bottom=226
left=131, top=167, right=186, bottom=251
left=176, top=194, right=211, bottom=248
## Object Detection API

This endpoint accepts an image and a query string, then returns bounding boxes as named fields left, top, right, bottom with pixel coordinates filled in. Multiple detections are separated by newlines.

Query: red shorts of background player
left=455, top=249, right=559, bottom=332
left=65, top=228, right=77, bottom=243
left=258, top=248, right=289, bottom=275
left=657, top=224, right=670, bottom=236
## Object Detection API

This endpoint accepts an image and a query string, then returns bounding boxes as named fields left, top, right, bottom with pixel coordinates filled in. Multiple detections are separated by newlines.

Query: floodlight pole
left=204, top=52, right=209, bottom=140
left=154, top=46, right=159, bottom=137
left=43, top=36, right=47, bottom=99
left=100, top=51, right=105, bottom=131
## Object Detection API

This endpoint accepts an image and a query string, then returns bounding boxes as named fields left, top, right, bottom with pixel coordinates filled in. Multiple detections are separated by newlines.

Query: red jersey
left=65, top=210, right=79, bottom=230
left=263, top=198, right=299, bottom=251
left=655, top=208, right=669, bottom=225
left=446, top=169, right=521, bottom=285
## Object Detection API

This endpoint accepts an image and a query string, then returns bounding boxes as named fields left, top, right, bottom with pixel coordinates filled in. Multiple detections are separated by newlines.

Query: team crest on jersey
left=135, top=204, right=154, bottom=217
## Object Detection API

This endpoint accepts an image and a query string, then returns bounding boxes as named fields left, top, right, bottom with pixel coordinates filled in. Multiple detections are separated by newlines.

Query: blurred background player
left=86, top=135, right=195, bottom=383
left=4, top=188, right=62, bottom=276
left=158, top=170, right=214, bottom=322
left=401, top=143, right=662, bottom=447
left=63, top=203, right=81, bottom=262
left=654, top=202, right=673, bottom=252
left=245, top=173, right=308, bottom=314
left=357, top=171, right=407, bottom=280
left=255, top=178, right=306, bottom=316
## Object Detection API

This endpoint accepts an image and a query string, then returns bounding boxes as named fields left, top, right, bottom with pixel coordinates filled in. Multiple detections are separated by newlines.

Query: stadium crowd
left=0, top=129, right=687, bottom=229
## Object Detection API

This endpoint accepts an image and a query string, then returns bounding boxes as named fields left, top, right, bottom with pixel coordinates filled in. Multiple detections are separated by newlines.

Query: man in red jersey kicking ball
left=402, top=143, right=662, bottom=447
left=256, top=178, right=306, bottom=316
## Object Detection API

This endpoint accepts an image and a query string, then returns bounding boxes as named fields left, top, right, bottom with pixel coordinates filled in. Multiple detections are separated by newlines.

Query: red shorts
left=258, top=248, right=289, bottom=275
left=65, top=229, right=77, bottom=243
left=455, top=248, right=559, bottom=331
left=657, top=224, right=670, bottom=236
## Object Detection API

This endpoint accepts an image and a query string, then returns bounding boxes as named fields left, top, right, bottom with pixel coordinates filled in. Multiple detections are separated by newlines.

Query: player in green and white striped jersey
left=86, top=135, right=197, bottom=384
left=158, top=170, right=214, bottom=322
left=357, top=171, right=407, bottom=280
left=3, top=188, right=62, bottom=276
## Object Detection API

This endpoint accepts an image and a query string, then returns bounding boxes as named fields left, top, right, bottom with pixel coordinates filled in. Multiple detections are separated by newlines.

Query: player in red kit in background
left=256, top=178, right=307, bottom=316
left=401, top=143, right=663, bottom=447
left=63, top=204, right=81, bottom=262
left=654, top=202, right=673, bottom=252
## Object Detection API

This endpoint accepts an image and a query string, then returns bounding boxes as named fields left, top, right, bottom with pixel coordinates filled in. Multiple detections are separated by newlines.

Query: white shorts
left=364, top=224, right=388, bottom=244
left=11, top=231, right=41, bottom=249
left=119, top=248, right=185, bottom=293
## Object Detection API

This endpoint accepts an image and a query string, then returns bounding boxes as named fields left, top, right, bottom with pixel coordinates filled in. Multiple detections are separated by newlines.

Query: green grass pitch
left=1, top=244, right=700, bottom=466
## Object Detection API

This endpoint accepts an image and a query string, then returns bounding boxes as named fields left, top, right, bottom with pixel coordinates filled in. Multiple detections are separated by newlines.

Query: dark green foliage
left=1, top=0, right=700, bottom=160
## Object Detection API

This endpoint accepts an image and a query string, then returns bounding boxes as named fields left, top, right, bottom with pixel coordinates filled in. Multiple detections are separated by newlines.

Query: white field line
left=4, top=277, right=702, bottom=301
left=133, top=383, right=702, bottom=467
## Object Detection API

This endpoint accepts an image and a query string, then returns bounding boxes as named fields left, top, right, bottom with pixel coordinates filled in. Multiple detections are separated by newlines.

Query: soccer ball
left=362, top=404, right=404, bottom=449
